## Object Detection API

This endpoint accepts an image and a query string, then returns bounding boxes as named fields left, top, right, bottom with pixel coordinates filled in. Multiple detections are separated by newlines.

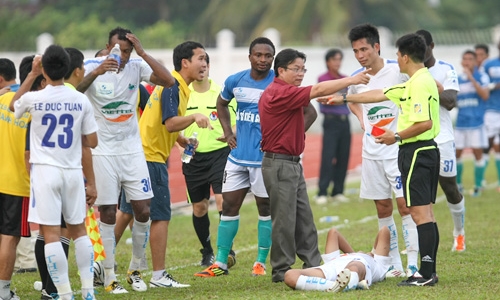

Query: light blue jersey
left=220, top=69, right=274, bottom=167
left=484, top=58, right=500, bottom=112
left=456, top=69, right=490, bottom=129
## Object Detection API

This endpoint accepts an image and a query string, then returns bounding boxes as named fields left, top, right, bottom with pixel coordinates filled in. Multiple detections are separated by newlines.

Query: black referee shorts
left=183, top=146, right=230, bottom=204
left=398, top=139, right=440, bottom=207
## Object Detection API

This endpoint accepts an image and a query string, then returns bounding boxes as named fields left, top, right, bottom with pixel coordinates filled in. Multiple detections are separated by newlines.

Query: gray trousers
left=261, top=156, right=322, bottom=282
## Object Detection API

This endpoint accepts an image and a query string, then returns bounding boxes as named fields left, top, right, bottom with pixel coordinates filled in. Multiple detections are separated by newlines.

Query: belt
left=264, top=152, right=301, bottom=162
left=324, top=114, right=348, bottom=121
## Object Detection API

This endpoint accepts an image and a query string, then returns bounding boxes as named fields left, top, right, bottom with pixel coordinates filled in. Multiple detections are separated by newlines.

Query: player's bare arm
left=303, top=102, right=317, bottom=132
left=438, top=89, right=457, bottom=111
left=310, top=69, right=371, bottom=99
left=76, top=58, right=118, bottom=93
left=348, top=102, right=365, bottom=131
left=216, top=95, right=237, bottom=149
left=375, top=120, right=433, bottom=146
left=165, top=113, right=212, bottom=133
left=10, top=55, right=42, bottom=111
left=126, top=33, right=175, bottom=88
left=82, top=146, right=97, bottom=206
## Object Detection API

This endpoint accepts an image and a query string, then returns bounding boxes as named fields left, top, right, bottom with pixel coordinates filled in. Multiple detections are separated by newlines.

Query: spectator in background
left=316, top=49, right=351, bottom=205
left=455, top=50, right=490, bottom=198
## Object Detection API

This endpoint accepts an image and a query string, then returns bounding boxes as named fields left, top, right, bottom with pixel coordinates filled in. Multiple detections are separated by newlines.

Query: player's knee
left=192, top=200, right=209, bottom=217
left=284, top=269, right=299, bottom=289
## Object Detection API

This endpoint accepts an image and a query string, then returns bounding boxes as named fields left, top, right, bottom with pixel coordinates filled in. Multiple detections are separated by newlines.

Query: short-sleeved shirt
left=427, top=59, right=459, bottom=144
left=259, top=78, right=312, bottom=156
left=185, top=79, right=236, bottom=153
left=0, top=91, right=30, bottom=197
left=456, top=69, right=490, bottom=129
left=349, top=59, right=408, bottom=160
left=383, top=68, right=440, bottom=144
left=83, top=57, right=153, bottom=156
left=220, top=69, right=274, bottom=167
left=14, top=84, right=98, bottom=168
left=139, top=70, right=189, bottom=163
left=484, top=58, right=500, bottom=112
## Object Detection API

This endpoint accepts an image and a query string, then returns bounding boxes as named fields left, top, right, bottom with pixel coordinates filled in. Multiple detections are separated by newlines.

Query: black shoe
left=227, top=249, right=236, bottom=269
left=432, top=273, right=439, bottom=283
left=16, top=267, right=37, bottom=274
left=199, top=248, right=215, bottom=267
left=397, top=271, right=435, bottom=287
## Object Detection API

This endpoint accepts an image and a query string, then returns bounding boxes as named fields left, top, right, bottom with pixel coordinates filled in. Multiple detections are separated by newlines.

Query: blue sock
left=256, top=216, right=272, bottom=264
left=216, top=216, right=239, bottom=265
left=457, top=159, right=463, bottom=185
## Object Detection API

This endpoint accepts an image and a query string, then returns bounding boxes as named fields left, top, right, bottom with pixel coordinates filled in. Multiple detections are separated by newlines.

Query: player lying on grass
left=284, top=226, right=391, bottom=292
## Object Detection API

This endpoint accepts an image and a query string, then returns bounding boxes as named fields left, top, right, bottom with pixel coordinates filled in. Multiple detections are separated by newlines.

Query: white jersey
left=83, top=57, right=153, bottom=155
left=14, top=85, right=98, bottom=168
left=348, top=59, right=408, bottom=160
left=428, top=59, right=460, bottom=144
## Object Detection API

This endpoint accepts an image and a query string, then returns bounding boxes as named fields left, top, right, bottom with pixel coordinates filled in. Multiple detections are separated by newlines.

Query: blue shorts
left=119, top=162, right=171, bottom=221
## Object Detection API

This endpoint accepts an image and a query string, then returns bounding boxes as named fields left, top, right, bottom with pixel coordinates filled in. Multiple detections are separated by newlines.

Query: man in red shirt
left=259, top=48, right=370, bottom=283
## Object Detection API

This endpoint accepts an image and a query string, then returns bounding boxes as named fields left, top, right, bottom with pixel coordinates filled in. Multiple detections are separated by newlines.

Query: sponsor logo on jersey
left=367, top=106, right=395, bottom=127
left=101, top=101, right=134, bottom=122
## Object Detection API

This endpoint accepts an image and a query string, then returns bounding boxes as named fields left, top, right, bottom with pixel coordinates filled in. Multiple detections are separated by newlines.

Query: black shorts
left=398, top=140, right=440, bottom=207
left=182, top=147, right=230, bottom=203
left=0, top=193, right=30, bottom=237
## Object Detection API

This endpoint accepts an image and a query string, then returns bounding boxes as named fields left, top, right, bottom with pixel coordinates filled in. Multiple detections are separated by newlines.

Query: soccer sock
left=193, top=213, right=212, bottom=252
left=0, top=280, right=11, bottom=300
left=74, top=236, right=94, bottom=298
left=401, top=214, right=419, bottom=268
left=456, top=158, right=463, bottom=185
left=152, top=270, right=166, bottom=281
left=474, top=158, right=486, bottom=189
left=321, top=250, right=340, bottom=264
left=129, top=218, right=150, bottom=271
left=256, top=215, right=272, bottom=264
left=215, top=215, right=239, bottom=268
left=35, top=235, right=49, bottom=290
left=346, top=272, right=359, bottom=290
left=416, top=222, right=436, bottom=278
left=99, top=221, right=117, bottom=285
left=45, top=242, right=72, bottom=296
left=495, top=153, right=500, bottom=182
left=378, top=216, right=403, bottom=271
left=433, top=222, right=440, bottom=274
left=295, top=275, right=336, bottom=291
left=447, top=197, right=465, bottom=236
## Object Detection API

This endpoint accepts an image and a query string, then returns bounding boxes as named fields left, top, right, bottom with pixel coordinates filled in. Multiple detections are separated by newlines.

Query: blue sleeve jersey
left=456, top=70, right=490, bottom=129
left=220, top=69, right=275, bottom=167
left=484, top=58, right=500, bottom=112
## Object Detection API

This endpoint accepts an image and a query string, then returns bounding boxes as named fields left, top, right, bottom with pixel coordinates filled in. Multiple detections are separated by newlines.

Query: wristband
left=342, top=93, right=347, bottom=104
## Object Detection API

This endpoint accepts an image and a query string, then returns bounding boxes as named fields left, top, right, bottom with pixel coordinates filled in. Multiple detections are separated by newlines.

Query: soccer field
left=12, top=159, right=500, bottom=299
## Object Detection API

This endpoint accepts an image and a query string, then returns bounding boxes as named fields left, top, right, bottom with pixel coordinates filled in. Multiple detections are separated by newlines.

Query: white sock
left=447, top=197, right=465, bottom=236
left=347, top=272, right=359, bottom=290
left=296, top=275, right=335, bottom=291
left=129, top=218, right=150, bottom=271
left=152, top=270, right=166, bottom=281
left=0, top=279, right=11, bottom=300
left=99, top=221, right=117, bottom=285
left=74, top=236, right=94, bottom=297
left=401, top=214, right=419, bottom=267
left=321, top=250, right=340, bottom=263
left=378, top=216, right=403, bottom=271
left=45, top=242, right=72, bottom=295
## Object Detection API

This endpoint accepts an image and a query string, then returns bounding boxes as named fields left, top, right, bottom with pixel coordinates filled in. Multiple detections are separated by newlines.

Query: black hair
left=95, top=49, right=108, bottom=58
left=205, top=52, right=210, bottom=64
left=463, top=49, right=477, bottom=58
left=0, top=58, right=16, bottom=81
left=173, top=41, right=205, bottom=71
left=19, top=55, right=44, bottom=91
left=396, top=33, right=426, bottom=63
left=325, top=48, right=343, bottom=61
left=273, top=48, right=306, bottom=77
left=249, top=37, right=275, bottom=55
left=415, top=29, right=433, bottom=46
left=41, top=45, right=70, bottom=81
left=64, top=47, right=84, bottom=80
left=348, top=23, right=380, bottom=46
left=474, top=44, right=489, bottom=55
left=108, top=27, right=132, bottom=45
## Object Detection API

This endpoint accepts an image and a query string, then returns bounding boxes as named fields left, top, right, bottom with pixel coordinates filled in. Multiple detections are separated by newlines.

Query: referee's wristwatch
left=394, top=132, right=402, bottom=143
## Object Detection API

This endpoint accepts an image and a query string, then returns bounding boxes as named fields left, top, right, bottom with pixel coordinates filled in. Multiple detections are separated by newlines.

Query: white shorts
left=437, top=141, right=457, bottom=177
left=29, top=165, right=86, bottom=225
left=221, top=160, right=268, bottom=197
left=93, top=153, right=154, bottom=206
left=317, top=253, right=391, bottom=286
left=484, top=111, right=500, bottom=139
left=360, top=158, right=403, bottom=200
left=455, top=127, right=488, bottom=149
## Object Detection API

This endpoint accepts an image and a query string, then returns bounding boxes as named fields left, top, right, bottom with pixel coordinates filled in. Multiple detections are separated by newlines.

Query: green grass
left=11, top=159, right=500, bottom=299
